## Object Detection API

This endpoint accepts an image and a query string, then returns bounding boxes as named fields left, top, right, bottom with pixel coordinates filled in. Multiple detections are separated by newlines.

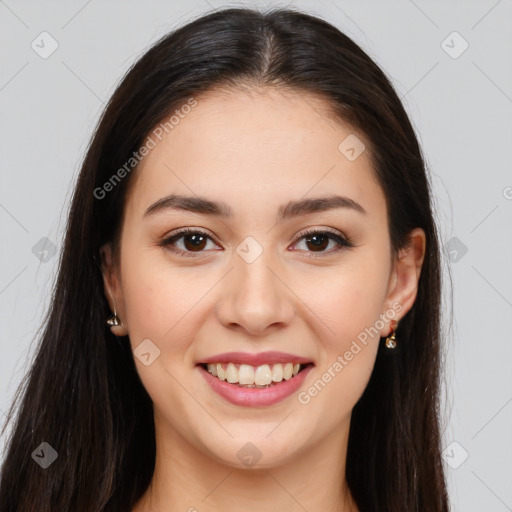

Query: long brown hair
left=0, top=7, right=449, bottom=511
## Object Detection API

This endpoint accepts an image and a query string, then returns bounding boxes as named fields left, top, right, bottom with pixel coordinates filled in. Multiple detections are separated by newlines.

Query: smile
left=195, top=351, right=315, bottom=407
left=201, top=362, right=305, bottom=387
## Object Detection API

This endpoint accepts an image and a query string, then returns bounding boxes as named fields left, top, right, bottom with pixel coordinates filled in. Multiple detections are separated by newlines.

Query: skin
left=101, top=86, right=426, bottom=512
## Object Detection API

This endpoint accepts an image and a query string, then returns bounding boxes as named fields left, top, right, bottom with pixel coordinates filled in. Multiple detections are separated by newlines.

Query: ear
left=380, top=227, right=426, bottom=337
left=100, top=243, right=128, bottom=336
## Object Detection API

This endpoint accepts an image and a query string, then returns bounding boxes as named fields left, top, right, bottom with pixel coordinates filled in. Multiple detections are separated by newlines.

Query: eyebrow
left=143, top=193, right=367, bottom=221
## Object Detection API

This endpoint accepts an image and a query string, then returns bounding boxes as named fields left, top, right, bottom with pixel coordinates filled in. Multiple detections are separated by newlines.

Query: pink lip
left=197, top=363, right=314, bottom=407
left=197, top=351, right=313, bottom=366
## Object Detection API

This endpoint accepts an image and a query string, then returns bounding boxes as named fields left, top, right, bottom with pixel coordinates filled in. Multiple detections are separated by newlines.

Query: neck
left=132, top=411, right=358, bottom=512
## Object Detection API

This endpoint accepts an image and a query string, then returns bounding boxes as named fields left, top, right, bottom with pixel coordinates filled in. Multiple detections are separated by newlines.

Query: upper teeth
left=206, top=363, right=301, bottom=385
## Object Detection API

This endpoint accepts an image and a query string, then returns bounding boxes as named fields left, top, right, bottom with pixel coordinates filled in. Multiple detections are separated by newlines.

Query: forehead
left=125, top=86, right=385, bottom=223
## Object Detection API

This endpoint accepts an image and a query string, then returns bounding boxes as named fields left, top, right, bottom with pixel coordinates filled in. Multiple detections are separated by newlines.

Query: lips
left=196, top=351, right=313, bottom=367
left=197, top=363, right=315, bottom=407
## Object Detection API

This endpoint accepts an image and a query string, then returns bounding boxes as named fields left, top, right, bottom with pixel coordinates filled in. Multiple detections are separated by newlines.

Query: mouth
left=196, top=362, right=315, bottom=388
left=195, top=351, right=315, bottom=406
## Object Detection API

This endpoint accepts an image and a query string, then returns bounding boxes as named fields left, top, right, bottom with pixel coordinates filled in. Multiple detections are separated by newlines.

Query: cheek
left=297, top=288, right=381, bottom=415
left=118, top=256, right=205, bottom=418
left=121, top=244, right=195, bottom=328
left=306, top=260, right=389, bottom=347
left=119, top=248, right=219, bottom=375
left=294, top=259, right=389, bottom=406
left=119, top=249, right=197, bottom=351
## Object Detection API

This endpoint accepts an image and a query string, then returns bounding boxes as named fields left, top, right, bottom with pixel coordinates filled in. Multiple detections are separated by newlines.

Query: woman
left=0, top=7, right=449, bottom=511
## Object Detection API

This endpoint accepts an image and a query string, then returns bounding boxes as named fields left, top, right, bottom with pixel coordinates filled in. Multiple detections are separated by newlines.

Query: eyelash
left=158, top=227, right=354, bottom=259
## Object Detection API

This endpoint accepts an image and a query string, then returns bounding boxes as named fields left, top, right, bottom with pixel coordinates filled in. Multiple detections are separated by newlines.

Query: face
left=101, top=86, right=424, bottom=469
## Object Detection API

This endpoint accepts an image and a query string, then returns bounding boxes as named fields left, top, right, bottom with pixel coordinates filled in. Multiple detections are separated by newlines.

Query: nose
left=215, top=250, right=295, bottom=336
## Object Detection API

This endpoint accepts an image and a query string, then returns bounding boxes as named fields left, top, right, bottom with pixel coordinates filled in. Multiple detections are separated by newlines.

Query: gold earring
left=106, top=311, right=120, bottom=326
left=385, top=320, right=398, bottom=349
left=105, top=289, right=121, bottom=327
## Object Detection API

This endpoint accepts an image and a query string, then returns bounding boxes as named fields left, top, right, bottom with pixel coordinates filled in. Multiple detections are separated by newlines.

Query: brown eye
left=292, top=229, right=354, bottom=256
left=160, top=228, right=219, bottom=258
left=160, top=228, right=354, bottom=259
left=181, top=233, right=207, bottom=251
left=304, top=233, right=330, bottom=252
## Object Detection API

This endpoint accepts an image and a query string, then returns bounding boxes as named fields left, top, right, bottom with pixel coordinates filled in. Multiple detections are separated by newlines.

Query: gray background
left=1, top=1, right=511, bottom=510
